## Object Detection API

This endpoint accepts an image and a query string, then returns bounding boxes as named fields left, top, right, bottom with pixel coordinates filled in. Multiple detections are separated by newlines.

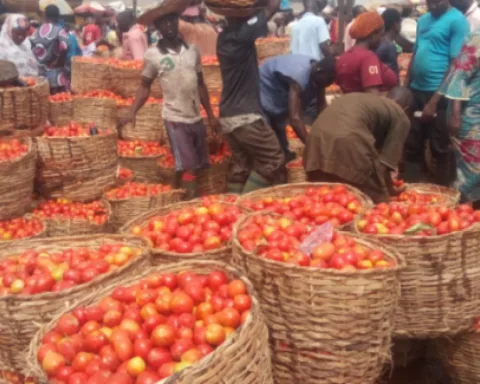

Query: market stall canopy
left=75, top=0, right=106, bottom=13
left=39, top=0, right=74, bottom=15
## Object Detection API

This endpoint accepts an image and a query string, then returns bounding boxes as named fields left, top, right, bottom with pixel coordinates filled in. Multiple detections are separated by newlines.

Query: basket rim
left=233, top=211, right=407, bottom=275
left=32, top=199, right=112, bottom=224
left=27, top=260, right=264, bottom=383
left=0, top=136, right=33, bottom=166
left=1, top=215, right=47, bottom=244
left=0, top=76, right=49, bottom=94
left=120, top=200, right=251, bottom=257
left=35, top=130, right=117, bottom=141
left=105, top=187, right=185, bottom=203
left=0, top=234, right=150, bottom=303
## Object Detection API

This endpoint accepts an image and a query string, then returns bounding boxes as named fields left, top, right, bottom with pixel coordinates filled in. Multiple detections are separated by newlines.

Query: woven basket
left=119, top=154, right=163, bottom=183
left=403, top=183, right=461, bottom=207
left=288, top=138, right=305, bottom=158
left=203, top=64, right=223, bottom=93
left=121, top=201, right=250, bottom=265
left=34, top=200, right=111, bottom=237
left=158, top=164, right=176, bottom=186
left=198, top=159, right=230, bottom=196
left=106, top=188, right=185, bottom=230
left=117, top=103, right=166, bottom=143
left=232, top=213, right=405, bottom=384
left=27, top=260, right=273, bottom=384
left=286, top=163, right=307, bottom=184
left=0, top=138, right=36, bottom=220
left=239, top=182, right=374, bottom=215
left=72, top=97, right=117, bottom=131
left=109, top=64, right=163, bottom=99
left=0, top=77, right=49, bottom=131
left=0, top=234, right=150, bottom=374
left=354, top=222, right=480, bottom=338
left=35, top=132, right=118, bottom=202
left=0, top=215, right=47, bottom=243
left=436, top=332, right=480, bottom=384
left=71, top=58, right=110, bottom=93
left=256, top=38, right=291, bottom=61
left=48, top=99, right=72, bottom=126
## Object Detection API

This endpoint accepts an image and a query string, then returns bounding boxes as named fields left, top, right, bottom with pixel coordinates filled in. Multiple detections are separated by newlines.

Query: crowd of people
left=1, top=0, right=480, bottom=207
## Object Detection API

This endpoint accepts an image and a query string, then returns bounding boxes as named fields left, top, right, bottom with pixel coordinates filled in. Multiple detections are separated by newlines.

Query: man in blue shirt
left=260, top=54, right=335, bottom=161
left=291, top=0, right=332, bottom=61
left=404, top=0, right=469, bottom=186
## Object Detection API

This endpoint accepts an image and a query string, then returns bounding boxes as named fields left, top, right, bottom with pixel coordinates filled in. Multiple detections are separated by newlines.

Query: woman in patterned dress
left=0, top=14, right=38, bottom=77
left=30, top=5, right=70, bottom=94
left=440, top=32, right=480, bottom=206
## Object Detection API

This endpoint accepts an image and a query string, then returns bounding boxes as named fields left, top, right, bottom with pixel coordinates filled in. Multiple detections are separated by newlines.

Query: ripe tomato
left=227, top=280, right=247, bottom=298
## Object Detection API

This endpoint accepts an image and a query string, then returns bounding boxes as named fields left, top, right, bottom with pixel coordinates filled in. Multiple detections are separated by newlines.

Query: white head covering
left=401, top=18, right=417, bottom=43
left=0, top=14, right=38, bottom=77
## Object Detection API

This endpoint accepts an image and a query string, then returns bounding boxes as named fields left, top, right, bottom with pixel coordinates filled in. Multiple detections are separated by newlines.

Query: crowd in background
left=1, top=0, right=480, bottom=205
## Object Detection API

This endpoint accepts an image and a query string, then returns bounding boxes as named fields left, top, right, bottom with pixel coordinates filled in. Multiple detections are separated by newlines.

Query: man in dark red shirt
left=82, top=17, right=102, bottom=46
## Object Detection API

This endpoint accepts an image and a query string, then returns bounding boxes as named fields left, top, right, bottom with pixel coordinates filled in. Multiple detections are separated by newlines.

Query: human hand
left=448, top=112, right=462, bottom=136
left=117, top=112, right=135, bottom=130
left=209, top=117, right=221, bottom=136
left=421, top=100, right=437, bottom=121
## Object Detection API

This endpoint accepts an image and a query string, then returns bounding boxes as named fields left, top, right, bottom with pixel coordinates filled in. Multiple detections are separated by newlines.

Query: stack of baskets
left=48, top=96, right=73, bottom=126
left=72, top=96, right=117, bottom=131
left=109, top=61, right=163, bottom=99
left=0, top=235, right=150, bottom=375
left=35, top=130, right=118, bottom=202
left=0, top=137, right=36, bottom=220
left=119, top=150, right=165, bottom=183
left=117, top=102, right=165, bottom=142
left=0, top=77, right=49, bottom=132
left=71, top=58, right=111, bottom=93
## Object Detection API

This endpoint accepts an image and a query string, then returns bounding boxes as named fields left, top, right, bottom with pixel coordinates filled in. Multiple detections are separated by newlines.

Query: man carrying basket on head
left=213, top=0, right=286, bottom=194
left=118, top=0, right=220, bottom=200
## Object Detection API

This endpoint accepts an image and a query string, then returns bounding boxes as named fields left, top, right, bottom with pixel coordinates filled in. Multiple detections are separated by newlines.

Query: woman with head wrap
left=0, top=14, right=38, bottom=77
left=335, top=11, right=397, bottom=94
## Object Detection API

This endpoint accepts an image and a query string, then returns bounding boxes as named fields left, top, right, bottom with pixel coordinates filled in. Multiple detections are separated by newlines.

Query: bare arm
left=117, top=77, right=153, bottom=129
left=288, top=83, right=308, bottom=143
left=320, top=41, right=332, bottom=58
left=198, top=72, right=220, bottom=134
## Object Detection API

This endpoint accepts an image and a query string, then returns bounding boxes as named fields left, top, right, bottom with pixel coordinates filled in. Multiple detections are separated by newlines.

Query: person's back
left=291, top=12, right=330, bottom=60
left=411, top=7, right=469, bottom=91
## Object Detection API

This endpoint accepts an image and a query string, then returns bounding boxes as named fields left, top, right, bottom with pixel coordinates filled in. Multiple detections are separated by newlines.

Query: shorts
left=164, top=119, right=210, bottom=172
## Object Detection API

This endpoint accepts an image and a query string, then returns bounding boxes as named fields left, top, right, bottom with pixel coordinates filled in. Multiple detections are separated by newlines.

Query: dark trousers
left=404, top=89, right=456, bottom=186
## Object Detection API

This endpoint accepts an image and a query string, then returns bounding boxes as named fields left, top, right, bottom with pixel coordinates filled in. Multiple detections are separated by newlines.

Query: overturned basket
left=354, top=220, right=480, bottom=338
left=0, top=77, right=49, bottom=131
left=27, top=260, right=273, bottom=384
left=121, top=200, right=250, bottom=265
left=0, top=137, right=36, bottom=220
left=0, top=234, right=150, bottom=375
left=105, top=186, right=185, bottom=230
left=71, top=58, right=110, bottom=93
left=35, top=130, right=118, bottom=202
left=232, top=212, right=405, bottom=384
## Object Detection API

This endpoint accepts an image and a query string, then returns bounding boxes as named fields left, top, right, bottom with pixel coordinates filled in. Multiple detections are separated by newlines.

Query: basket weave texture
left=0, top=138, right=36, bottom=220
left=0, top=77, right=49, bottom=131
left=256, top=38, right=291, bottom=61
left=35, top=132, right=118, bottom=202
left=436, top=333, right=480, bottom=384
left=119, top=155, right=163, bottom=183
left=288, top=138, right=305, bottom=158
left=48, top=100, right=72, bottom=126
left=72, top=97, right=117, bottom=131
left=121, top=200, right=250, bottom=265
left=71, top=59, right=110, bottom=93
left=106, top=189, right=185, bottom=230
left=109, top=65, right=163, bottom=99
left=286, top=164, right=307, bottom=184
left=202, top=64, right=223, bottom=93
left=354, top=222, right=480, bottom=338
left=117, top=103, right=166, bottom=142
left=0, top=234, right=150, bottom=374
left=404, top=183, right=461, bottom=207
left=27, top=260, right=273, bottom=384
left=198, top=159, right=230, bottom=196
left=232, top=213, right=405, bottom=384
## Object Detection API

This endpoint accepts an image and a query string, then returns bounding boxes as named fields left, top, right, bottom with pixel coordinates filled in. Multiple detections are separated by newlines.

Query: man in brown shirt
left=304, top=87, right=412, bottom=203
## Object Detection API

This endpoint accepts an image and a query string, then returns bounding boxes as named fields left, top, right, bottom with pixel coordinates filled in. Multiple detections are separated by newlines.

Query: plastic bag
left=299, top=222, right=334, bottom=257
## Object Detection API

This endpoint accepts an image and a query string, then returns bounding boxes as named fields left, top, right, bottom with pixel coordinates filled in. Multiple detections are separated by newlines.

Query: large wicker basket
left=0, top=77, right=49, bottom=131
left=354, top=222, right=480, bottom=338
left=198, top=159, right=231, bottom=196
left=202, top=63, right=223, bottom=93
left=106, top=188, right=185, bottom=230
left=402, top=183, right=461, bottom=207
left=27, top=260, right=273, bottom=384
left=48, top=99, right=72, bottom=126
left=72, top=97, right=117, bottom=131
left=117, top=102, right=166, bottom=143
left=0, top=234, right=150, bottom=374
left=121, top=200, right=250, bottom=265
left=232, top=213, right=405, bottom=384
left=109, top=64, right=163, bottom=99
left=34, top=200, right=112, bottom=237
left=35, top=131, right=118, bottom=202
left=119, top=154, right=164, bottom=183
left=256, top=37, right=291, bottom=61
left=71, top=58, right=110, bottom=93
left=0, top=137, right=36, bottom=220
left=436, top=332, right=480, bottom=383
left=286, top=161, right=306, bottom=184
